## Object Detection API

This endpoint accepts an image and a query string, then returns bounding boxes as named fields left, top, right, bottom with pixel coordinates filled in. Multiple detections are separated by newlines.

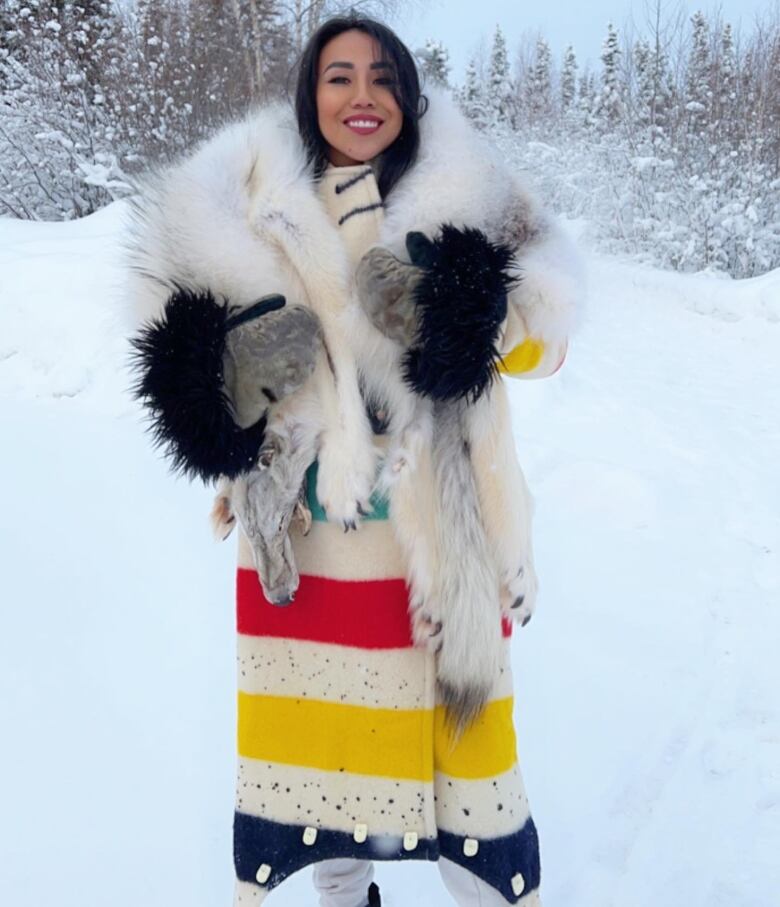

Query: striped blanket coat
left=126, top=88, right=583, bottom=906
left=233, top=164, right=541, bottom=905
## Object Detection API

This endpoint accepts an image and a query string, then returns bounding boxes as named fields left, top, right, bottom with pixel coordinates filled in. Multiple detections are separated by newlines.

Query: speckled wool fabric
left=231, top=165, right=541, bottom=906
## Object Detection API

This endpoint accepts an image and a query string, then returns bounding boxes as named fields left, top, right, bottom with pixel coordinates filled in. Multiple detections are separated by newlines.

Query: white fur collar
left=128, top=85, right=582, bottom=345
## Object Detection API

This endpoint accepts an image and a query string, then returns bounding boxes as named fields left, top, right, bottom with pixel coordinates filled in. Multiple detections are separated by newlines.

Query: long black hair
left=292, top=14, right=428, bottom=199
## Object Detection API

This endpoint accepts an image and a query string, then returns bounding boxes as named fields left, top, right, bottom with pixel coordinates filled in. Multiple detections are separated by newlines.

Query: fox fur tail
left=432, top=398, right=504, bottom=735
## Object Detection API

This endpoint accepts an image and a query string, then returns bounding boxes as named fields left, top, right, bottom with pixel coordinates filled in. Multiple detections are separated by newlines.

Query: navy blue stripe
left=439, top=817, right=541, bottom=903
left=234, top=812, right=438, bottom=894
left=338, top=202, right=385, bottom=226
left=335, top=167, right=373, bottom=194
left=234, top=811, right=540, bottom=901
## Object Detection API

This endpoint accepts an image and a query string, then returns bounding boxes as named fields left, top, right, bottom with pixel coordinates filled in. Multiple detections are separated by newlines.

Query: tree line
left=443, top=6, right=780, bottom=277
left=1, top=1, right=778, bottom=277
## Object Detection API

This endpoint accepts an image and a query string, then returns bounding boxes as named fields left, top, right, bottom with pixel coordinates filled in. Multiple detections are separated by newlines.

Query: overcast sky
left=389, top=0, right=777, bottom=82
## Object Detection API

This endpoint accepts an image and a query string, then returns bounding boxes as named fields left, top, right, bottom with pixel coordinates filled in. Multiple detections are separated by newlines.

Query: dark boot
left=366, top=881, right=381, bottom=906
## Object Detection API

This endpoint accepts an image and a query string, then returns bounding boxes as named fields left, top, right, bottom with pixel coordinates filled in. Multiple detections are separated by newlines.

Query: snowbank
left=1, top=209, right=778, bottom=907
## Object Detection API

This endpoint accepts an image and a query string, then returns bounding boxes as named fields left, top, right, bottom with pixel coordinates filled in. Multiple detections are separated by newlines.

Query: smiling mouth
left=344, top=118, right=383, bottom=135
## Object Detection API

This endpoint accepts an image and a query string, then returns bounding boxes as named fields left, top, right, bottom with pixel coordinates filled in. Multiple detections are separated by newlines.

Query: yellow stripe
left=434, top=697, right=518, bottom=779
left=498, top=338, right=544, bottom=375
left=237, top=694, right=516, bottom=782
left=238, top=692, right=435, bottom=781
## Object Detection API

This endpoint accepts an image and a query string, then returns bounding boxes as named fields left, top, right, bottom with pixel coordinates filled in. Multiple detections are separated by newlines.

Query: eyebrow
left=322, top=61, right=393, bottom=73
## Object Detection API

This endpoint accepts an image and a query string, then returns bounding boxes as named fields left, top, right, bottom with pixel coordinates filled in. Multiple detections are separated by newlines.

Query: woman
left=128, top=14, right=582, bottom=907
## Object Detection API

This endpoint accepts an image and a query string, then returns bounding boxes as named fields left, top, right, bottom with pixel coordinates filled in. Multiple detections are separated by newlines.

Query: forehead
left=318, top=29, right=387, bottom=72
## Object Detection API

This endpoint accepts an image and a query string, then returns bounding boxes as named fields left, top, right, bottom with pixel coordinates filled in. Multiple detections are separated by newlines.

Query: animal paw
left=316, top=434, right=376, bottom=527
left=291, top=498, right=312, bottom=536
left=377, top=445, right=411, bottom=491
left=210, top=491, right=236, bottom=541
left=376, top=426, right=424, bottom=492
left=500, top=558, right=539, bottom=626
left=410, top=602, right=444, bottom=654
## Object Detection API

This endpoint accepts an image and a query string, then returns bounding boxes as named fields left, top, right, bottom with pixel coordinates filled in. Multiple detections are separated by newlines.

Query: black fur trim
left=403, top=225, right=518, bottom=403
left=129, top=286, right=266, bottom=483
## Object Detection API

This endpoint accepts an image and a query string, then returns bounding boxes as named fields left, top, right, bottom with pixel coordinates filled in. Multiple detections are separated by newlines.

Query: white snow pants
left=312, top=857, right=528, bottom=906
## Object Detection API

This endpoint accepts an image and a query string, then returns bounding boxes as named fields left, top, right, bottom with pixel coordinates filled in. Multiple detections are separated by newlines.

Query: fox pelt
left=356, top=232, right=537, bottom=733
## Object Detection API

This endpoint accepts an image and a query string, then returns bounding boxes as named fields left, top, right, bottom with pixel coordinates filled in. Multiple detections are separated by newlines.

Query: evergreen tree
left=460, top=56, right=487, bottom=128
left=714, top=22, right=737, bottom=140
left=633, top=39, right=652, bottom=127
left=577, top=70, right=597, bottom=129
left=526, top=36, right=552, bottom=119
left=560, top=44, right=577, bottom=112
left=764, top=26, right=780, bottom=180
left=417, top=37, right=451, bottom=88
left=685, top=11, right=711, bottom=132
left=597, top=22, right=623, bottom=127
left=487, top=24, right=513, bottom=128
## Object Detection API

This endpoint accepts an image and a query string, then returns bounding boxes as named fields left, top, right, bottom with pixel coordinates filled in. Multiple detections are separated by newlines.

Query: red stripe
left=237, top=569, right=414, bottom=648
left=237, top=569, right=513, bottom=648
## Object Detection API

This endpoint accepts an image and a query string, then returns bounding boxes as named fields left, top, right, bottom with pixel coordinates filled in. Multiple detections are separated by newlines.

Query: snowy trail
left=0, top=206, right=778, bottom=907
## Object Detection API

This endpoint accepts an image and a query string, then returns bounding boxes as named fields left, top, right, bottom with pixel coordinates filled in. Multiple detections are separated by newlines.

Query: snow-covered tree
left=0, top=0, right=25, bottom=69
left=577, top=70, right=597, bottom=129
left=2, top=0, right=778, bottom=274
left=560, top=45, right=578, bottom=112
left=417, top=37, right=451, bottom=88
left=685, top=11, right=711, bottom=132
left=526, top=36, right=552, bottom=118
left=0, top=4, right=128, bottom=219
left=713, top=21, right=737, bottom=140
left=596, top=22, right=623, bottom=127
left=460, top=56, right=488, bottom=128
left=487, top=25, right=514, bottom=128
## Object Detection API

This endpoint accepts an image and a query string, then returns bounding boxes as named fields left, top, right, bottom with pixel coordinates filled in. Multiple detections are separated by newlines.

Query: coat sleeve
left=496, top=180, right=585, bottom=380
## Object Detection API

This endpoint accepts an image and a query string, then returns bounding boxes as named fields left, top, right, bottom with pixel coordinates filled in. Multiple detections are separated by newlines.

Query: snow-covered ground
left=1, top=204, right=778, bottom=907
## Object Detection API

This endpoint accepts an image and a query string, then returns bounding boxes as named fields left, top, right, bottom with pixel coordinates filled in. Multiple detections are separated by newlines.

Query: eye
left=326, top=76, right=396, bottom=86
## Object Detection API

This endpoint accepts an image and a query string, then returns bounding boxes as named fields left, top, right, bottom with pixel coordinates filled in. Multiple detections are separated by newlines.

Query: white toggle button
left=255, top=864, right=272, bottom=884
left=302, top=826, right=318, bottom=845
left=511, top=873, right=526, bottom=896
left=354, top=823, right=368, bottom=843
left=463, top=838, right=479, bottom=857
left=403, top=831, right=418, bottom=851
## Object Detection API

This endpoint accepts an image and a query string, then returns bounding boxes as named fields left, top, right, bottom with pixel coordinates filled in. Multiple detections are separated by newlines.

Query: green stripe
left=305, top=460, right=389, bottom=521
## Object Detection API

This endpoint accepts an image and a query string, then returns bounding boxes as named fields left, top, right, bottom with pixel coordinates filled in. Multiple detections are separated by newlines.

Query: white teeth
left=347, top=120, right=380, bottom=128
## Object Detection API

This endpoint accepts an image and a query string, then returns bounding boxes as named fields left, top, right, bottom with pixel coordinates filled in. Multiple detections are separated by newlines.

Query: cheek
left=387, top=99, right=403, bottom=134
left=388, top=115, right=403, bottom=144
left=316, top=89, right=338, bottom=130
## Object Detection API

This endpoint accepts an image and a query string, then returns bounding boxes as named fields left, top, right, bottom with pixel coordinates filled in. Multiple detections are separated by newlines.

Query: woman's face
left=316, top=29, right=403, bottom=167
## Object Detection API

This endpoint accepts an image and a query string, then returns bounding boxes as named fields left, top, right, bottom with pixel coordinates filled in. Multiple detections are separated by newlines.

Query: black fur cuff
left=129, top=287, right=267, bottom=482
left=403, top=225, right=516, bottom=403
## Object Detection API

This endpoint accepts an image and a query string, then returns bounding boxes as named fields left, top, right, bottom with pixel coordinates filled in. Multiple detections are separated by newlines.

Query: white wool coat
left=127, top=86, right=584, bottom=904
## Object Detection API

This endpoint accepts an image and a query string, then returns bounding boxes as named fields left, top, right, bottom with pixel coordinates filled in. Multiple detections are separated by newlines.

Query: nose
left=349, top=74, right=377, bottom=109
left=270, top=593, right=293, bottom=607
